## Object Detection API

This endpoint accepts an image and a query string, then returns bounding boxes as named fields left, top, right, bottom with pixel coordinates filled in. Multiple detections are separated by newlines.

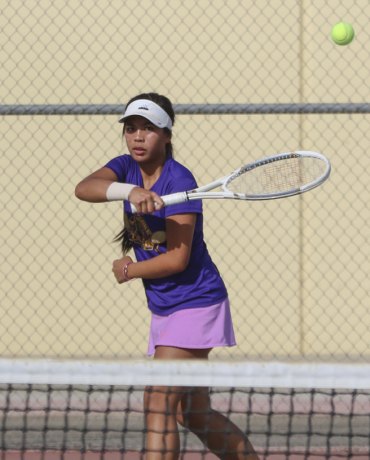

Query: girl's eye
left=124, top=124, right=155, bottom=133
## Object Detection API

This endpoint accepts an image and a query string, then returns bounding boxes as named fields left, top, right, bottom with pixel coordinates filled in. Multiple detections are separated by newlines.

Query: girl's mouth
left=133, top=147, right=146, bottom=155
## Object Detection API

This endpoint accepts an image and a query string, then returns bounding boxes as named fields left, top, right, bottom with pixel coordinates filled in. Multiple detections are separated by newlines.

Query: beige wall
left=1, top=1, right=369, bottom=360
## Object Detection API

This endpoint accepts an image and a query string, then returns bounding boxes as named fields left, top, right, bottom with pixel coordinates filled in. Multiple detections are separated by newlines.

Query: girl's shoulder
left=166, top=158, right=197, bottom=181
left=105, top=154, right=136, bottom=181
left=105, top=153, right=133, bottom=169
left=162, top=158, right=198, bottom=194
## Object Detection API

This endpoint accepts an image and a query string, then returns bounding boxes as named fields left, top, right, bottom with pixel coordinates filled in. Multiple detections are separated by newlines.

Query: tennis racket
left=131, top=150, right=331, bottom=211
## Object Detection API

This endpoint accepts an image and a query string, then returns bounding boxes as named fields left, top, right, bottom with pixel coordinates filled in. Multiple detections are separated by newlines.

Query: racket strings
left=226, top=157, right=326, bottom=195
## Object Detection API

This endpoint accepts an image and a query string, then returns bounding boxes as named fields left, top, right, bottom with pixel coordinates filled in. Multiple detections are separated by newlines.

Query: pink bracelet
left=123, top=262, right=133, bottom=281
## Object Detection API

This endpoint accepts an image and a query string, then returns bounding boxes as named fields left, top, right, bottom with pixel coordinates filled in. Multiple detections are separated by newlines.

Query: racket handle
left=161, top=192, right=188, bottom=206
left=130, top=192, right=188, bottom=213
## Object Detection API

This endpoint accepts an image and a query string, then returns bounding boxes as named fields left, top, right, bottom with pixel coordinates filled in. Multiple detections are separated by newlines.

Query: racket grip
left=130, top=192, right=187, bottom=213
left=161, top=192, right=188, bottom=206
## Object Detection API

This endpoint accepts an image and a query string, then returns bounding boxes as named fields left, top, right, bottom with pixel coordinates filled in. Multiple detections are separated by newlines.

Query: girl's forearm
left=128, top=252, right=188, bottom=280
left=75, top=178, right=114, bottom=202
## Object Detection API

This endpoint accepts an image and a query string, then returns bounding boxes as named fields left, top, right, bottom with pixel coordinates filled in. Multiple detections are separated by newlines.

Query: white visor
left=118, top=99, right=173, bottom=130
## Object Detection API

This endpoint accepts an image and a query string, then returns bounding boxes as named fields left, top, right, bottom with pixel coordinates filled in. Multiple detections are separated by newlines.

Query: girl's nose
left=134, top=129, right=144, bottom=141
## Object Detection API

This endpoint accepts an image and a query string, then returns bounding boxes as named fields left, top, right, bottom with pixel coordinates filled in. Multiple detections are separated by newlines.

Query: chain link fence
left=1, top=1, right=369, bottom=360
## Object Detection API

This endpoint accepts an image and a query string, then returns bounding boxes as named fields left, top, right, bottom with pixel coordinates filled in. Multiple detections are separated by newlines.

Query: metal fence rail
left=2, top=103, right=370, bottom=115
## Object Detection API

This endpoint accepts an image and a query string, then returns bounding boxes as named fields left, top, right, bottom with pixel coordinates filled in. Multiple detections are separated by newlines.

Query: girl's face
left=124, top=116, right=171, bottom=166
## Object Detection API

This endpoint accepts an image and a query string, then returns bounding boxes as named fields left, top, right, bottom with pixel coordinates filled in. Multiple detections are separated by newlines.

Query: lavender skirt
left=147, top=297, right=236, bottom=356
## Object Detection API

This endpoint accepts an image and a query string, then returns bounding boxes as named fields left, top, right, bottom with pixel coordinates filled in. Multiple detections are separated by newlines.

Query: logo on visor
left=138, top=106, right=149, bottom=110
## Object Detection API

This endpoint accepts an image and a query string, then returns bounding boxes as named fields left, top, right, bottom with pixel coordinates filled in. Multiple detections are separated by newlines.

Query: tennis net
left=0, top=358, right=369, bottom=459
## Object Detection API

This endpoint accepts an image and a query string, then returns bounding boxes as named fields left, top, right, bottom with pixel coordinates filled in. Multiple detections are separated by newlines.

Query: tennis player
left=75, top=93, right=259, bottom=460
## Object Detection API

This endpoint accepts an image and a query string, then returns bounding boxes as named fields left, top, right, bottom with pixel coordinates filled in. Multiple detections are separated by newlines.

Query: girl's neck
left=140, top=159, right=166, bottom=190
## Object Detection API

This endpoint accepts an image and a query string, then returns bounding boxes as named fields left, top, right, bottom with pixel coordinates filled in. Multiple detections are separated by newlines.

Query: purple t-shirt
left=105, top=154, right=228, bottom=316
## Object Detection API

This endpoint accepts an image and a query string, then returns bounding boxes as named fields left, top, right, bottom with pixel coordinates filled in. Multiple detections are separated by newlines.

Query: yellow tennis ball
left=331, top=22, right=354, bottom=46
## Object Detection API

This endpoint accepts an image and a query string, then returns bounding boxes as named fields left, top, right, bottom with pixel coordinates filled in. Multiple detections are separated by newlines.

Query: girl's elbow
left=74, top=183, right=82, bottom=200
left=173, top=256, right=190, bottom=274
left=75, top=182, right=88, bottom=201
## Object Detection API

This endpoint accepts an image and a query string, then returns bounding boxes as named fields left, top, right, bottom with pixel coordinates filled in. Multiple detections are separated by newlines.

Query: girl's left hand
left=112, top=256, right=134, bottom=284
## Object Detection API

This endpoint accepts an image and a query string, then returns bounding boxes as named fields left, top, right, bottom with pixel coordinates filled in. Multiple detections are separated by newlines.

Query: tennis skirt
left=147, top=297, right=236, bottom=356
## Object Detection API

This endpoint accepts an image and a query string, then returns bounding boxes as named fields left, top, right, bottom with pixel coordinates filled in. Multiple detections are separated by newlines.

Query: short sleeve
left=164, top=170, right=202, bottom=217
left=105, top=155, right=131, bottom=182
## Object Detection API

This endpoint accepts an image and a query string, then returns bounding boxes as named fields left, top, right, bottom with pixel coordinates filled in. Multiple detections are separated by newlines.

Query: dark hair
left=115, top=93, right=175, bottom=254
left=123, top=92, right=175, bottom=158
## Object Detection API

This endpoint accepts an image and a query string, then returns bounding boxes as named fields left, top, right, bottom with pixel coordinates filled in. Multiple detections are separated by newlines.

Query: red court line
left=1, top=451, right=370, bottom=460
left=0, top=452, right=217, bottom=460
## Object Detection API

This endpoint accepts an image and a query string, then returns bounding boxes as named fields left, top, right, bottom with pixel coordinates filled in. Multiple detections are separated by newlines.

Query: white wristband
left=106, top=182, right=136, bottom=201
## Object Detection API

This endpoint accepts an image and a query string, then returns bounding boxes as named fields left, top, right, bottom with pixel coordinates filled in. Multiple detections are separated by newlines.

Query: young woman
left=75, top=93, right=259, bottom=460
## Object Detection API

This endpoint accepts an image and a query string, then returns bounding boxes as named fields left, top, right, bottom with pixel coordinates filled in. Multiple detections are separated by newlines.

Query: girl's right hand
left=128, top=187, right=164, bottom=213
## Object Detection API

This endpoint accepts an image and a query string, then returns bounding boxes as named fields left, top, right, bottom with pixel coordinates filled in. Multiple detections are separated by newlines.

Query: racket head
left=224, top=151, right=331, bottom=200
